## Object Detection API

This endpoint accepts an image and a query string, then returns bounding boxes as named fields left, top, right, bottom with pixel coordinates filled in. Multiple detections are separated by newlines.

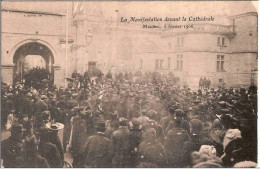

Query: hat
left=26, top=93, right=32, bottom=98
left=6, top=93, right=13, bottom=97
left=41, top=95, right=48, bottom=100
left=234, top=161, right=257, bottom=168
left=190, top=119, right=203, bottom=135
left=168, top=107, right=175, bottom=115
left=119, top=117, right=128, bottom=126
left=199, top=145, right=217, bottom=157
left=95, top=121, right=106, bottom=131
left=223, top=129, right=241, bottom=150
left=193, top=161, right=223, bottom=168
left=41, top=111, right=50, bottom=120
left=11, top=124, right=26, bottom=133
left=141, top=109, right=147, bottom=115
left=175, top=109, right=184, bottom=118
left=46, top=122, right=64, bottom=131
left=130, top=118, right=141, bottom=129
left=71, top=106, right=84, bottom=112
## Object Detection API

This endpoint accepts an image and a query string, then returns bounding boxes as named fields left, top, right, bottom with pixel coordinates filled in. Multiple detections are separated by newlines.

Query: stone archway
left=1, top=39, right=63, bottom=87
left=9, top=40, right=57, bottom=85
left=13, top=42, right=55, bottom=83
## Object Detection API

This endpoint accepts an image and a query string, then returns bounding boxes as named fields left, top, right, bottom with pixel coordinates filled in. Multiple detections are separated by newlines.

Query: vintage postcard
left=0, top=1, right=258, bottom=168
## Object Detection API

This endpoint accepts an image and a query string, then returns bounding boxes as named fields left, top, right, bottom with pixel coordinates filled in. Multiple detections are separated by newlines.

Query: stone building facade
left=1, top=2, right=257, bottom=88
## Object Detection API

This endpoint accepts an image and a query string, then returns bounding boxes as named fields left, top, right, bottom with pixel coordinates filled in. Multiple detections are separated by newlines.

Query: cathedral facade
left=1, top=2, right=257, bottom=88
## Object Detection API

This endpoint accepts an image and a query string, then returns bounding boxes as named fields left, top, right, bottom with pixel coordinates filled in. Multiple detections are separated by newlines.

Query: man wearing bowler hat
left=1, top=124, right=26, bottom=168
left=82, top=120, right=112, bottom=168
left=181, top=119, right=214, bottom=167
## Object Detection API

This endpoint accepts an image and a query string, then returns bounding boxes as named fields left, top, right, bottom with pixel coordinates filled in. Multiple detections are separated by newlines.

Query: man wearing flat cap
left=82, top=121, right=112, bottom=168
left=1, top=124, right=26, bottom=168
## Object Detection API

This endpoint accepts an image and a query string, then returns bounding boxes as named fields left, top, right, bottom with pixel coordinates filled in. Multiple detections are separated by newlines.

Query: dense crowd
left=1, top=71, right=257, bottom=168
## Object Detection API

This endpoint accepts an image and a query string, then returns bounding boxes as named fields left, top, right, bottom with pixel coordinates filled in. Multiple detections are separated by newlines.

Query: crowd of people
left=1, top=70, right=257, bottom=168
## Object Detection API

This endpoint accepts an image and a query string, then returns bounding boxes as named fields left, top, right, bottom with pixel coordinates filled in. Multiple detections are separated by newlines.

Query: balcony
left=162, top=23, right=236, bottom=38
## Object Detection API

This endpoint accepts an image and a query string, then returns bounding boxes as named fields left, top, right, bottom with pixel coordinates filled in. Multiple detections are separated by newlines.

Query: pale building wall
left=1, top=9, right=72, bottom=87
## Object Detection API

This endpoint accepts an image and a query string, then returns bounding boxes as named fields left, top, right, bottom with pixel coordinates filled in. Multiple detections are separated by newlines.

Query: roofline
left=1, top=8, right=65, bottom=16
left=228, top=12, right=258, bottom=19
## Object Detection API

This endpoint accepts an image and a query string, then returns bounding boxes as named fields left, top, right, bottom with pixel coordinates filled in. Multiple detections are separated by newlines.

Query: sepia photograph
left=0, top=1, right=258, bottom=168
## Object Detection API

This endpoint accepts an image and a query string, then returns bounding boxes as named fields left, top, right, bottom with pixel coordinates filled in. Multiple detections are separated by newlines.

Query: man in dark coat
left=82, top=121, right=112, bottom=168
left=38, top=127, right=62, bottom=168
left=181, top=119, right=214, bottom=167
left=111, top=117, right=131, bottom=167
left=1, top=124, right=26, bottom=168
left=48, top=124, right=64, bottom=165
left=129, top=118, right=143, bottom=167
left=138, top=128, right=168, bottom=167
left=33, top=95, right=48, bottom=128
left=69, top=107, right=89, bottom=168
left=164, top=117, right=190, bottom=167
left=160, top=107, right=174, bottom=131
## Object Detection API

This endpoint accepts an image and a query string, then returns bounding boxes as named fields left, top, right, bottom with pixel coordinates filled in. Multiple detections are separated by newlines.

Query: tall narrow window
left=177, top=37, right=184, bottom=46
left=168, top=57, right=171, bottom=69
left=217, top=55, right=225, bottom=71
left=155, top=59, right=159, bottom=69
left=222, top=38, right=225, bottom=46
left=217, top=55, right=220, bottom=71
left=176, top=55, right=183, bottom=70
left=217, top=37, right=226, bottom=46
left=155, top=59, right=163, bottom=70
left=160, top=60, right=163, bottom=69
left=217, top=37, right=221, bottom=45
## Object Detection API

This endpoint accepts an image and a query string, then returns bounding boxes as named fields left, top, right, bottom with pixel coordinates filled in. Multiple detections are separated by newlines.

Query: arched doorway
left=13, top=42, right=54, bottom=84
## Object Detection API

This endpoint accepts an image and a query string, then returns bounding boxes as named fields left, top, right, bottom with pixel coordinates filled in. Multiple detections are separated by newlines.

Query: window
left=177, top=37, right=184, bottom=46
left=217, top=55, right=225, bottom=71
left=155, top=59, right=163, bottom=70
left=140, top=59, right=143, bottom=69
left=176, top=54, right=183, bottom=70
left=217, top=37, right=226, bottom=46
left=155, top=59, right=159, bottom=69
left=168, top=57, right=171, bottom=69
left=160, top=60, right=163, bottom=69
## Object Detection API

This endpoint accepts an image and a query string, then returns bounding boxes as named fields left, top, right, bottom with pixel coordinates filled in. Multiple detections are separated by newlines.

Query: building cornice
left=228, top=12, right=258, bottom=19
